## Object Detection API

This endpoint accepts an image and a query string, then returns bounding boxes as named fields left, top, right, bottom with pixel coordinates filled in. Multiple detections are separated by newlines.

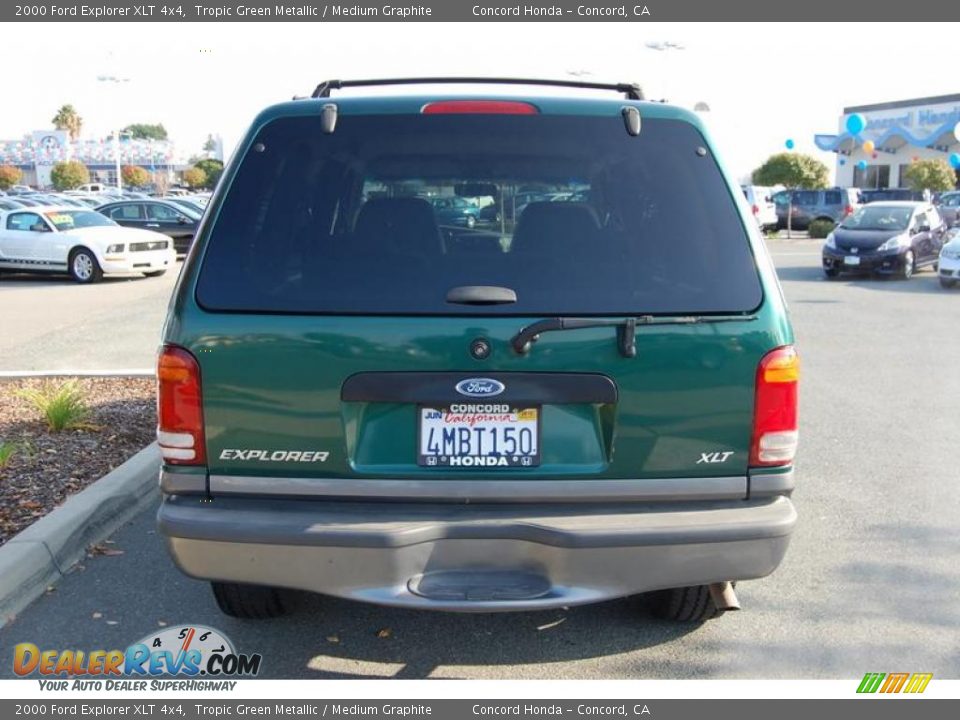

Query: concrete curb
left=0, top=370, right=154, bottom=379
left=0, top=443, right=160, bottom=627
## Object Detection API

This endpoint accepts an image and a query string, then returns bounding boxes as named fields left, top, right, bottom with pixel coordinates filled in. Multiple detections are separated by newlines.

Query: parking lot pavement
left=0, top=266, right=180, bottom=372
left=2, top=239, right=959, bottom=679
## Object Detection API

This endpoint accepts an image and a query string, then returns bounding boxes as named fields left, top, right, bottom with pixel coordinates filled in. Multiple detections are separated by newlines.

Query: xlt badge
left=697, top=451, right=734, bottom=464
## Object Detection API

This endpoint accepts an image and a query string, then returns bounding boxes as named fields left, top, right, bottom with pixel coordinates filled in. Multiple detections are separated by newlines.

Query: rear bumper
left=158, top=494, right=796, bottom=611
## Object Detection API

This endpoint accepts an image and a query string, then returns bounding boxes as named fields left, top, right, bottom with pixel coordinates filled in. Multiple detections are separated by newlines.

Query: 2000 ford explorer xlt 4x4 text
left=157, top=78, right=799, bottom=622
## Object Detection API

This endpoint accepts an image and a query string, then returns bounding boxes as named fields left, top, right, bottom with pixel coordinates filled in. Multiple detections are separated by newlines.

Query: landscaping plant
left=16, top=380, right=91, bottom=432
left=807, top=219, right=836, bottom=239
left=0, top=441, right=15, bottom=468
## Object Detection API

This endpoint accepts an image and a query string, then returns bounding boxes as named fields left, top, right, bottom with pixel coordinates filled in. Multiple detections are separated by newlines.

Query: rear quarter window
left=196, top=113, right=762, bottom=316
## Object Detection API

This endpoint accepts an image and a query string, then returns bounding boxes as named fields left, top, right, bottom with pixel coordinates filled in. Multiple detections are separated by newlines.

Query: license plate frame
left=844, top=255, right=861, bottom=266
left=417, top=405, right=541, bottom=468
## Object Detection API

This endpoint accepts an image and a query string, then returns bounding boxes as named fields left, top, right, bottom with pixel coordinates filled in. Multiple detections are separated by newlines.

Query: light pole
left=96, top=74, right=130, bottom=191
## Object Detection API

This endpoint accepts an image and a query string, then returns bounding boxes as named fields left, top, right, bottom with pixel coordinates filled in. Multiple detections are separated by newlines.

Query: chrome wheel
left=901, top=251, right=914, bottom=280
left=73, top=253, right=93, bottom=280
left=69, top=249, right=102, bottom=283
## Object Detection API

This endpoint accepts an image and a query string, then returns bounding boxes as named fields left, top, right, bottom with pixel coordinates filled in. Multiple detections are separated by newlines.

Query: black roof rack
left=310, top=77, right=644, bottom=101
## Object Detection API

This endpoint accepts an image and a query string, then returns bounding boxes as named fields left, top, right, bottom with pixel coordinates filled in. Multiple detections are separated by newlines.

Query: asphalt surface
left=2, top=239, right=959, bottom=679
left=0, top=265, right=180, bottom=372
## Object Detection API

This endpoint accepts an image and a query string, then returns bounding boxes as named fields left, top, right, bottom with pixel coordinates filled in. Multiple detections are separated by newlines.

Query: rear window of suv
left=196, top=113, right=762, bottom=316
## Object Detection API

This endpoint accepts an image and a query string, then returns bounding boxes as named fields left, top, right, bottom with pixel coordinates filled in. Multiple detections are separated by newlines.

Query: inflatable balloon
left=846, top=113, right=866, bottom=135
left=951, top=153, right=960, bottom=169
left=857, top=160, right=868, bottom=170
left=785, top=139, right=795, bottom=150
left=839, top=158, right=846, bottom=166
left=872, top=153, right=878, bottom=159
left=862, top=140, right=875, bottom=154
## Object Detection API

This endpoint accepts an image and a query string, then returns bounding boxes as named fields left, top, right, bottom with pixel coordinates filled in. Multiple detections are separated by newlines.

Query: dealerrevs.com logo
left=857, top=672, right=933, bottom=694
left=13, top=625, right=261, bottom=691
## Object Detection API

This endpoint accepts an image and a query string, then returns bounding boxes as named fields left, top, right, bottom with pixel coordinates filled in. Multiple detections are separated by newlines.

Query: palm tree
left=52, top=105, right=83, bottom=141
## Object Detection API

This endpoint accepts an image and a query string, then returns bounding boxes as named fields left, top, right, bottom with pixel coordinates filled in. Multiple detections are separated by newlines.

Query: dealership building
left=0, top=130, right=182, bottom=188
left=815, top=94, right=960, bottom=189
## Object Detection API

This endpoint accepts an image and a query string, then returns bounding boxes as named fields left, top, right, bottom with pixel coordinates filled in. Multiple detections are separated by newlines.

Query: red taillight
left=844, top=205, right=853, bottom=216
left=421, top=100, right=539, bottom=115
left=157, top=345, right=205, bottom=465
left=752, top=204, right=760, bottom=216
left=749, top=345, right=799, bottom=467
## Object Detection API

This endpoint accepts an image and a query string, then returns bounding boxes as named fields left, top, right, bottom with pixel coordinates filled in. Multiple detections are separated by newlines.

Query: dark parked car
left=0, top=198, right=29, bottom=211
left=860, top=188, right=929, bottom=204
left=96, top=200, right=200, bottom=255
left=428, top=195, right=481, bottom=228
left=164, top=197, right=207, bottom=216
left=8, top=196, right=42, bottom=207
left=934, top=191, right=960, bottom=227
left=773, top=187, right=860, bottom=229
left=822, top=201, right=946, bottom=279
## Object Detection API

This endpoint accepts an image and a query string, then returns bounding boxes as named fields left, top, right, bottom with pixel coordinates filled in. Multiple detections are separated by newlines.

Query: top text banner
left=4, top=0, right=960, bottom=22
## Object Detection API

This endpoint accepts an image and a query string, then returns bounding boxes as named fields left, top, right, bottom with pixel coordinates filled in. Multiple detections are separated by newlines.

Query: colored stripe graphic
left=904, top=673, right=933, bottom=694
left=857, top=673, right=885, bottom=693
left=857, top=672, right=932, bottom=694
left=880, top=673, right=909, bottom=693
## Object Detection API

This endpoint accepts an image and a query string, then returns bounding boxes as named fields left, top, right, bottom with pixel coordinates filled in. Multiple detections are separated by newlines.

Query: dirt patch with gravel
left=0, top=377, right=154, bottom=546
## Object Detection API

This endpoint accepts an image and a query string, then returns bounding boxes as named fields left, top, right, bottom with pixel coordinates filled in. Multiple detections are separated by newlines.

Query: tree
left=752, top=153, right=830, bottom=189
left=51, top=104, right=83, bottom=141
left=50, top=160, right=90, bottom=190
left=192, top=158, right=224, bottom=189
left=122, top=123, right=168, bottom=141
left=121, top=165, right=151, bottom=188
left=0, top=165, right=22, bottom=190
left=50, top=161, right=90, bottom=190
left=182, top=167, right=207, bottom=189
left=202, top=135, right=217, bottom=153
left=902, top=159, right=956, bottom=193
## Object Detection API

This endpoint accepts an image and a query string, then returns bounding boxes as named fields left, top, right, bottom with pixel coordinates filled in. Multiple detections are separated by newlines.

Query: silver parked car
left=935, top=191, right=960, bottom=228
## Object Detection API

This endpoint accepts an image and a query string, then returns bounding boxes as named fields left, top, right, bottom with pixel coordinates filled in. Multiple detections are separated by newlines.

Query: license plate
left=418, top=405, right=540, bottom=467
left=844, top=256, right=860, bottom=266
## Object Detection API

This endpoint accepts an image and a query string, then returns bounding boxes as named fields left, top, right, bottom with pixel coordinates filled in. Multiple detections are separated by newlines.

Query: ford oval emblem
left=455, top=378, right=505, bottom=398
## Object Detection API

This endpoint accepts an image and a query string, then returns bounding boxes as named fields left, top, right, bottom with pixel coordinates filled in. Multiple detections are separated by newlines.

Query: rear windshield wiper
left=511, top=315, right=757, bottom=358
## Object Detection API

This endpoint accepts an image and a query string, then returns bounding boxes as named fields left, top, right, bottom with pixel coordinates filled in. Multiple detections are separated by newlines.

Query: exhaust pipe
left=708, top=582, right=741, bottom=612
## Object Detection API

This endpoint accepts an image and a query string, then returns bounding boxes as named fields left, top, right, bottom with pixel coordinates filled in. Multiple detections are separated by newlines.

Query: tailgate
left=190, top=314, right=770, bottom=482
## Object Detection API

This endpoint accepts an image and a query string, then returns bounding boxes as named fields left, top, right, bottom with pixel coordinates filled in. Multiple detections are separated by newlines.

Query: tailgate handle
left=446, top=285, right=517, bottom=305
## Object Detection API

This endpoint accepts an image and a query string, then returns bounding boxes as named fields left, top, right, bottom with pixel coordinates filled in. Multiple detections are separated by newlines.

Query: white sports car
left=0, top=206, right=176, bottom=283
left=939, top=227, right=960, bottom=289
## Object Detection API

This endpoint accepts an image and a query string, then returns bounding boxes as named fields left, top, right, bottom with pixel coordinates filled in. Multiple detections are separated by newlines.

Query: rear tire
left=941, top=277, right=957, bottom=289
left=646, top=585, right=725, bottom=622
left=211, top=582, right=294, bottom=619
left=143, top=270, right=167, bottom=278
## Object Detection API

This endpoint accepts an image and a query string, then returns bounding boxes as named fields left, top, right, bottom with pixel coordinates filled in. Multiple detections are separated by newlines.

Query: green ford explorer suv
left=157, top=78, right=799, bottom=622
